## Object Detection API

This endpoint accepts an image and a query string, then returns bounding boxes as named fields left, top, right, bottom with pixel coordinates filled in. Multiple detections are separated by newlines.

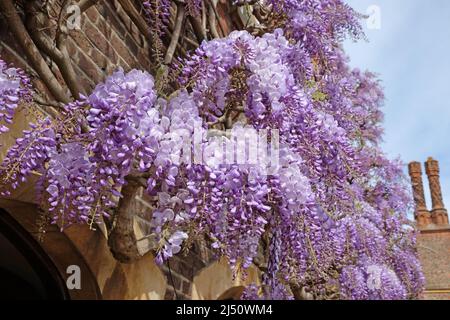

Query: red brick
left=84, top=20, right=117, bottom=60
left=136, top=50, right=153, bottom=70
left=70, top=31, right=93, bottom=55
left=97, top=1, right=127, bottom=37
left=85, top=6, right=99, bottom=24
left=66, top=38, right=79, bottom=58
left=125, top=34, right=139, bottom=57
left=113, top=1, right=144, bottom=47
left=77, top=50, right=103, bottom=84
left=89, top=46, right=116, bottom=71
left=117, top=57, right=132, bottom=72
left=111, top=33, right=139, bottom=68
left=418, top=228, right=450, bottom=300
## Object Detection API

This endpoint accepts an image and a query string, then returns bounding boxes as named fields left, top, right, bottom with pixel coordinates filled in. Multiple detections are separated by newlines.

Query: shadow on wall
left=191, top=258, right=261, bottom=300
left=0, top=208, right=69, bottom=300
left=0, top=199, right=167, bottom=300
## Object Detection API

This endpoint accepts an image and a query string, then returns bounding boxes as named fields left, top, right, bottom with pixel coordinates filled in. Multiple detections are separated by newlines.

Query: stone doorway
left=0, top=208, right=69, bottom=300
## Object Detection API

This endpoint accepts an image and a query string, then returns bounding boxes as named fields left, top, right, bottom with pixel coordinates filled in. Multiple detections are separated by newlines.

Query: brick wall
left=417, top=228, right=450, bottom=300
left=0, top=0, right=153, bottom=96
left=70, top=1, right=153, bottom=89
left=408, top=159, right=450, bottom=300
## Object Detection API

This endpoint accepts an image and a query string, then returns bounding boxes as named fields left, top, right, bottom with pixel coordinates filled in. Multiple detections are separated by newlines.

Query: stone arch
left=63, top=222, right=167, bottom=300
left=191, top=258, right=261, bottom=300
left=0, top=199, right=168, bottom=300
left=0, top=201, right=101, bottom=299
left=0, top=207, right=70, bottom=299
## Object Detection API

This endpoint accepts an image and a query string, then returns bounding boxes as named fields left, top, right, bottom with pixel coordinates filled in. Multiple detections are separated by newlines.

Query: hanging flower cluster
left=0, top=59, right=31, bottom=136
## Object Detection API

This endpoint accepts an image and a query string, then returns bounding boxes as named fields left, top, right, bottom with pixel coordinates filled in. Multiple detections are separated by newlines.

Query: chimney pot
left=424, top=158, right=449, bottom=227
left=408, top=161, right=432, bottom=228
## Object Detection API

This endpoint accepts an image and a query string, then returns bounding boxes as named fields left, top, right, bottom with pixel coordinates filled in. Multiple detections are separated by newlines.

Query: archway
left=0, top=208, right=69, bottom=300
left=0, top=202, right=102, bottom=300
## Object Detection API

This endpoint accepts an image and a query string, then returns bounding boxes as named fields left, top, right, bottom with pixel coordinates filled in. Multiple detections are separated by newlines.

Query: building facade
left=409, top=159, right=450, bottom=300
left=0, top=0, right=449, bottom=300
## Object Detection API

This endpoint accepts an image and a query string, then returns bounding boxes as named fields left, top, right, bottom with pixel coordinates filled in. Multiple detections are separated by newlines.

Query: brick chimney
left=408, top=162, right=432, bottom=228
left=425, top=158, right=449, bottom=226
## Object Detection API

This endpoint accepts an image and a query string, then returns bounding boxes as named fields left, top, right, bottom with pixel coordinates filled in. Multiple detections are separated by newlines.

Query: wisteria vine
left=0, top=0, right=424, bottom=300
left=0, top=60, right=31, bottom=137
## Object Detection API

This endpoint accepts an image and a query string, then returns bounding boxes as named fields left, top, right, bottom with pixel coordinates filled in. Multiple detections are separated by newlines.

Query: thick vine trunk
left=290, top=284, right=315, bottom=300
left=107, top=180, right=142, bottom=263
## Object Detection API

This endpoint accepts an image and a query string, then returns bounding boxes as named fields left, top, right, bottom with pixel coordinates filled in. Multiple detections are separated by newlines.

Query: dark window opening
left=0, top=208, right=70, bottom=300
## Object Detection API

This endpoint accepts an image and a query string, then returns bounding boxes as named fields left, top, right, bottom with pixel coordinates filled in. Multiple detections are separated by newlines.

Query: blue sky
left=343, top=0, right=450, bottom=213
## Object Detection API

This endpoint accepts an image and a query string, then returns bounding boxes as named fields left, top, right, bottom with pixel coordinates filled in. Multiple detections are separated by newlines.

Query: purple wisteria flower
left=0, top=59, right=31, bottom=136
left=0, top=0, right=425, bottom=300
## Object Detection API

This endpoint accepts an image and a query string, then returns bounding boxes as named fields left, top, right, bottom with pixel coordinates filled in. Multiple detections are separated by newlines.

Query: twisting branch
left=202, top=0, right=208, bottom=37
left=208, top=0, right=226, bottom=37
left=290, top=283, right=315, bottom=300
left=252, top=2, right=269, bottom=24
left=164, top=3, right=186, bottom=65
left=188, top=14, right=207, bottom=43
left=229, top=5, right=245, bottom=30
left=207, top=1, right=220, bottom=38
left=25, top=1, right=84, bottom=100
left=56, top=1, right=85, bottom=99
left=126, top=171, right=150, bottom=188
left=33, top=94, right=65, bottom=109
left=0, top=0, right=70, bottom=103
left=117, top=0, right=153, bottom=42
left=33, top=95, right=65, bottom=120
left=183, top=34, right=199, bottom=47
